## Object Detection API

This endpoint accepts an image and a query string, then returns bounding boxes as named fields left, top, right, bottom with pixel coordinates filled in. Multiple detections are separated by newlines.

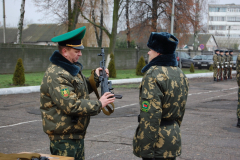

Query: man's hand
left=95, top=67, right=109, bottom=77
left=99, top=92, right=115, bottom=108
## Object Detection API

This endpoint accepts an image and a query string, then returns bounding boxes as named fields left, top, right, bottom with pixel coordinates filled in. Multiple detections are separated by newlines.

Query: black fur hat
left=147, top=32, right=179, bottom=54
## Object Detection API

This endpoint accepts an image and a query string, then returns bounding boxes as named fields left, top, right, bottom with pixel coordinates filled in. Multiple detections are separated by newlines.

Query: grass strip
left=0, top=68, right=212, bottom=88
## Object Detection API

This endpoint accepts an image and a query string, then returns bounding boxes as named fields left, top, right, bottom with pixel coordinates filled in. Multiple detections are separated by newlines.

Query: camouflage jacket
left=133, top=66, right=189, bottom=158
left=217, top=54, right=221, bottom=66
left=40, top=51, right=102, bottom=141
left=236, top=54, right=240, bottom=86
left=220, top=55, right=225, bottom=68
left=224, top=55, right=230, bottom=68
left=229, top=55, right=233, bottom=66
left=213, top=54, right=218, bottom=67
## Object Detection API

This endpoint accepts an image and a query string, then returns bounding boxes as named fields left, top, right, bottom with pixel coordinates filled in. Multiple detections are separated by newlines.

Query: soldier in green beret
left=236, top=53, right=240, bottom=127
left=219, top=50, right=225, bottom=80
left=213, top=49, right=220, bottom=81
left=224, top=50, right=230, bottom=80
left=133, top=32, right=189, bottom=160
left=229, top=50, right=233, bottom=79
left=40, top=26, right=115, bottom=160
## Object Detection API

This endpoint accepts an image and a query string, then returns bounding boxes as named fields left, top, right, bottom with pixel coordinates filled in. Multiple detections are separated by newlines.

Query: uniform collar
left=49, top=50, right=83, bottom=76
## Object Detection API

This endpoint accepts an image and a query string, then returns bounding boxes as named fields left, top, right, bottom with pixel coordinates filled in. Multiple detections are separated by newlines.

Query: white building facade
left=208, top=3, right=240, bottom=38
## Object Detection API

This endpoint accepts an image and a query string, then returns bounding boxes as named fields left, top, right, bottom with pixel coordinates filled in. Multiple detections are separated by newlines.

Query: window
left=228, top=8, right=240, bottom=12
left=209, top=7, right=227, bottom=12
left=209, top=16, right=225, bottom=21
left=209, top=25, right=226, bottom=30
left=227, top=17, right=240, bottom=22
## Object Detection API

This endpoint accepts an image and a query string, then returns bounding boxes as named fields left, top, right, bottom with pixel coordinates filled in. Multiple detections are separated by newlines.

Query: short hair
left=58, top=45, right=71, bottom=54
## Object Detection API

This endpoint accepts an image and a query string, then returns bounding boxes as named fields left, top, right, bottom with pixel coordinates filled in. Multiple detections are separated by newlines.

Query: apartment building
left=208, top=3, right=240, bottom=37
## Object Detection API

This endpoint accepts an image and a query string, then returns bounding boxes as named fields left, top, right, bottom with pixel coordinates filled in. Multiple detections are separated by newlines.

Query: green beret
left=51, top=26, right=86, bottom=50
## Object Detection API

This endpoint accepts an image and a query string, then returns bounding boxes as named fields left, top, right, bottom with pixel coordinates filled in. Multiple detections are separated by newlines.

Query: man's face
left=220, top=52, right=224, bottom=55
left=63, top=47, right=82, bottom=63
left=216, top=51, right=220, bottom=54
left=226, top=52, right=229, bottom=55
left=148, top=49, right=160, bottom=62
left=230, top=52, right=233, bottom=55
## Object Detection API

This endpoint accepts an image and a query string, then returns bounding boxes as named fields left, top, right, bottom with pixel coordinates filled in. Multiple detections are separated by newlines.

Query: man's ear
left=61, top=47, right=67, bottom=57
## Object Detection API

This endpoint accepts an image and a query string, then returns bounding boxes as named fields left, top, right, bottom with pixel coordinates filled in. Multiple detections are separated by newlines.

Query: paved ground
left=0, top=77, right=240, bottom=160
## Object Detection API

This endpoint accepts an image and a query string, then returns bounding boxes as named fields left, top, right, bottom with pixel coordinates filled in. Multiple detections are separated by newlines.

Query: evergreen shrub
left=12, top=58, right=25, bottom=85
left=190, top=63, right=195, bottom=73
left=209, top=64, right=213, bottom=71
left=136, top=56, right=146, bottom=76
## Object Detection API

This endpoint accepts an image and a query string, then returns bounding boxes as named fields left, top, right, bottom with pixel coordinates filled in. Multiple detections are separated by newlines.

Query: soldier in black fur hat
left=133, top=32, right=189, bottom=160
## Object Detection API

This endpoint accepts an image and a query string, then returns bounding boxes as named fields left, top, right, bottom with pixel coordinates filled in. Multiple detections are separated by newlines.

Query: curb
left=0, top=71, right=236, bottom=95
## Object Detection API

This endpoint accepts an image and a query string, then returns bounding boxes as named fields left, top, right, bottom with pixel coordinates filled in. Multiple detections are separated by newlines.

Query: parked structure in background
left=0, top=23, right=110, bottom=47
left=181, top=34, right=218, bottom=51
left=208, top=3, right=240, bottom=49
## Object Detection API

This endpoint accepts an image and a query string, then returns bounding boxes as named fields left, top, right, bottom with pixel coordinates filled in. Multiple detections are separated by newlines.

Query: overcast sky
left=0, top=0, right=240, bottom=28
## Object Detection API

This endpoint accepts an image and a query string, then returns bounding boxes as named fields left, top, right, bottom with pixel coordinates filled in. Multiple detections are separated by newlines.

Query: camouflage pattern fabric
left=224, top=55, right=229, bottom=78
left=236, top=55, right=240, bottom=118
left=217, top=55, right=222, bottom=79
left=50, top=139, right=84, bottom=160
left=213, top=54, right=218, bottom=78
left=229, top=55, right=233, bottom=78
left=220, top=55, right=225, bottom=79
left=133, top=66, right=189, bottom=159
left=40, top=60, right=102, bottom=141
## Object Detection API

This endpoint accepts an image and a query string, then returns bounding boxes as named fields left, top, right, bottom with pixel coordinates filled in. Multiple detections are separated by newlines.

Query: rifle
left=98, top=48, right=123, bottom=99
left=216, top=62, right=220, bottom=81
left=221, top=63, right=224, bottom=81
left=88, top=48, right=122, bottom=115
left=229, top=61, right=233, bottom=79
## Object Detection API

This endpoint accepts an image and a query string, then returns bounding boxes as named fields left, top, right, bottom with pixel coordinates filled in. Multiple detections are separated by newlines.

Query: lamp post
left=2, top=0, right=6, bottom=43
left=170, top=0, right=175, bottom=35
left=135, top=45, right=139, bottom=66
left=228, top=26, right=231, bottom=49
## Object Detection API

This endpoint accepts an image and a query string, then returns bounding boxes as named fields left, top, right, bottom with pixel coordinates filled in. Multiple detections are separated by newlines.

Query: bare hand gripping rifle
left=89, top=48, right=122, bottom=115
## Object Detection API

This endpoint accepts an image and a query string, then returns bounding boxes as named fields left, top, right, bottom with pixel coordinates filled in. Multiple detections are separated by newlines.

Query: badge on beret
left=60, top=87, right=70, bottom=98
left=142, top=101, right=150, bottom=112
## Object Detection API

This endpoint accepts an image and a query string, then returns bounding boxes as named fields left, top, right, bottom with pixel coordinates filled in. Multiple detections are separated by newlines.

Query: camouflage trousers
left=50, top=139, right=84, bottom=160
left=238, top=87, right=240, bottom=118
left=224, top=67, right=229, bottom=78
left=220, top=68, right=223, bottom=79
left=213, top=67, right=218, bottom=78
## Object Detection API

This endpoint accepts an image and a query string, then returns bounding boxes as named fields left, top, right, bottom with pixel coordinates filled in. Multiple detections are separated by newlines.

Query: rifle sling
left=89, top=70, right=114, bottom=115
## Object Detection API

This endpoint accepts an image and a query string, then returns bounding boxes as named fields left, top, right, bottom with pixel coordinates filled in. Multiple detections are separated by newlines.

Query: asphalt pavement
left=0, top=72, right=239, bottom=160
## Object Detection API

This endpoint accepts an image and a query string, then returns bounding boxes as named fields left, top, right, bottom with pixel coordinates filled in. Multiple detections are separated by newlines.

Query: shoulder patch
left=142, top=101, right=150, bottom=112
left=60, top=86, right=70, bottom=98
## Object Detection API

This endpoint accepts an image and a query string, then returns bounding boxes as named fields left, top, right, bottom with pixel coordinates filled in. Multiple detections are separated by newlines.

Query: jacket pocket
left=73, top=78, right=85, bottom=98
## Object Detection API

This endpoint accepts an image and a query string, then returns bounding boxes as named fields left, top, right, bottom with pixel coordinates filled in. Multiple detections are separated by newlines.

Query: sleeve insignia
left=142, top=101, right=150, bottom=112
left=60, top=87, right=70, bottom=98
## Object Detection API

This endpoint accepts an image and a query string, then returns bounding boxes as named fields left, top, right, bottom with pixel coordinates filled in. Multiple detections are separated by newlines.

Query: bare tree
left=80, top=0, right=125, bottom=55
left=125, top=0, right=130, bottom=48
left=17, top=0, right=26, bottom=44
left=88, top=0, right=104, bottom=47
left=34, top=0, right=85, bottom=31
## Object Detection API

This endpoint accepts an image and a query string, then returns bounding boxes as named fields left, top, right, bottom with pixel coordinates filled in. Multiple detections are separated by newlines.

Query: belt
left=138, top=115, right=175, bottom=126
left=160, top=119, right=175, bottom=126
